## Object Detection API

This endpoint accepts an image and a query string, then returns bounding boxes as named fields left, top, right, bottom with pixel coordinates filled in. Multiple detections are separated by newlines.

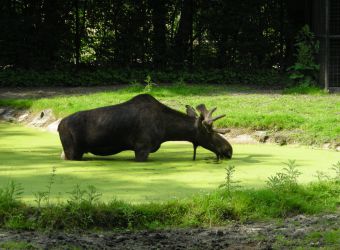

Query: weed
left=265, top=160, right=306, bottom=217
left=33, top=166, right=56, bottom=207
left=67, top=184, right=102, bottom=205
left=0, top=181, right=23, bottom=208
left=143, top=75, right=156, bottom=93
left=67, top=184, right=86, bottom=205
left=267, top=160, right=301, bottom=192
left=314, top=171, right=330, bottom=182
left=46, top=166, right=56, bottom=205
left=219, top=165, right=241, bottom=198
left=85, top=185, right=102, bottom=205
left=33, top=191, right=48, bottom=209
left=331, top=161, right=340, bottom=181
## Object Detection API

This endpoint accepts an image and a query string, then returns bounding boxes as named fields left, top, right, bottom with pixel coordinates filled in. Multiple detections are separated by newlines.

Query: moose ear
left=185, top=105, right=198, bottom=118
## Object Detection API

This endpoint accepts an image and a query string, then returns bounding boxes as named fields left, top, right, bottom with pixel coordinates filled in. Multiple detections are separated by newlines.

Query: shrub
left=0, top=68, right=288, bottom=87
left=288, top=25, right=320, bottom=87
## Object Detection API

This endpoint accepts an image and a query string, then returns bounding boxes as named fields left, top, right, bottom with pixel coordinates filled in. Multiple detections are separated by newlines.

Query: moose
left=58, top=94, right=232, bottom=162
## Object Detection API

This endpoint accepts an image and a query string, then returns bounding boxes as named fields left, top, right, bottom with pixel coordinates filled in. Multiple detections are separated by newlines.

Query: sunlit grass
left=0, top=123, right=339, bottom=204
left=0, top=84, right=339, bottom=145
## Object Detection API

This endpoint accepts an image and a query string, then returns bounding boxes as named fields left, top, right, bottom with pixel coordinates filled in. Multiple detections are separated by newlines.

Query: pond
left=0, top=122, right=339, bottom=203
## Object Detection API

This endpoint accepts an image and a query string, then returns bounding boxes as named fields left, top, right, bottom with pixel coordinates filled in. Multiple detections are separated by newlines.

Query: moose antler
left=196, top=104, right=225, bottom=126
left=196, top=104, right=209, bottom=117
left=213, top=128, right=230, bottom=134
left=196, top=104, right=228, bottom=134
left=185, top=105, right=198, bottom=118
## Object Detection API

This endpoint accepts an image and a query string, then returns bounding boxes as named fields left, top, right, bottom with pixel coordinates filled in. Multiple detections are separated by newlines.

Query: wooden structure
left=313, top=0, right=340, bottom=91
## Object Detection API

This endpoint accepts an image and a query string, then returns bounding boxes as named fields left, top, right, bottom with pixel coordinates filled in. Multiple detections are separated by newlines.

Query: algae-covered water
left=0, top=122, right=339, bottom=203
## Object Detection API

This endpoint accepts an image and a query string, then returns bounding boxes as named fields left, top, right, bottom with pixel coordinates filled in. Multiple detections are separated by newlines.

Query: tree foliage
left=0, top=0, right=312, bottom=71
left=288, top=25, right=320, bottom=85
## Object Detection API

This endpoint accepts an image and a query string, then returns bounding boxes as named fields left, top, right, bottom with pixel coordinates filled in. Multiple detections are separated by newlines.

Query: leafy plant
left=219, top=165, right=241, bottom=198
left=331, top=161, right=340, bottom=181
left=34, top=166, right=56, bottom=207
left=0, top=181, right=23, bottom=208
left=85, top=185, right=102, bottom=205
left=288, top=25, right=320, bottom=86
left=143, top=75, right=156, bottom=93
left=314, top=171, right=330, bottom=182
left=46, top=166, right=56, bottom=205
left=265, top=160, right=305, bottom=216
left=67, top=184, right=102, bottom=205
left=267, top=160, right=302, bottom=192
left=67, top=184, right=86, bottom=205
left=33, top=191, right=48, bottom=209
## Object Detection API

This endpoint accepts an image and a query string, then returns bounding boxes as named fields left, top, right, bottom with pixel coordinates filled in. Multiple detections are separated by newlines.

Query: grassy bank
left=1, top=178, right=339, bottom=231
left=0, top=85, right=339, bottom=145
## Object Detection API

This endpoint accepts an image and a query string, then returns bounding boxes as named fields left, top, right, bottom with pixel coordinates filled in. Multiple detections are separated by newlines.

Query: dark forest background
left=0, top=0, right=313, bottom=86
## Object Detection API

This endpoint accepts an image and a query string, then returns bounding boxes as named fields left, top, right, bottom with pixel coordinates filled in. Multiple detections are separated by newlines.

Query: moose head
left=186, top=104, right=233, bottom=160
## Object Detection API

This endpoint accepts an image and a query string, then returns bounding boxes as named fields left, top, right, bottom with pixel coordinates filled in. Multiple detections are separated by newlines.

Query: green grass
left=307, top=230, right=340, bottom=246
left=0, top=85, right=339, bottom=145
left=0, top=178, right=339, bottom=230
left=283, top=83, right=327, bottom=95
left=272, top=228, right=340, bottom=249
left=0, top=122, right=339, bottom=204
left=0, top=241, right=35, bottom=250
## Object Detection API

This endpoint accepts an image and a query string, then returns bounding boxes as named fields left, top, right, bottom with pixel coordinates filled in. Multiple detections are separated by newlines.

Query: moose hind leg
left=59, top=130, right=84, bottom=161
left=65, top=148, right=83, bottom=161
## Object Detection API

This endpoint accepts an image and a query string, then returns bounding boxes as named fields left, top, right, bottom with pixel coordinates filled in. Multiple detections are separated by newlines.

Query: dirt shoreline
left=1, top=213, right=339, bottom=249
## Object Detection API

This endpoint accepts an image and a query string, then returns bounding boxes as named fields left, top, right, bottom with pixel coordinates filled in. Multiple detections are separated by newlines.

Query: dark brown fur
left=58, top=94, right=232, bottom=161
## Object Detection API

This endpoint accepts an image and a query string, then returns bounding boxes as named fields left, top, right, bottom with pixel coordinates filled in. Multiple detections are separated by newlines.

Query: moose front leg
left=193, top=143, right=198, bottom=161
left=134, top=141, right=152, bottom=162
left=134, top=149, right=150, bottom=162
